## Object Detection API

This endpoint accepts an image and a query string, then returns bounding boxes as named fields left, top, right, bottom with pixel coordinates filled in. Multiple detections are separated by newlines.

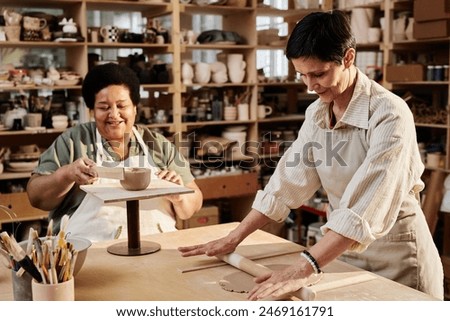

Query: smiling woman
left=26, top=63, right=203, bottom=242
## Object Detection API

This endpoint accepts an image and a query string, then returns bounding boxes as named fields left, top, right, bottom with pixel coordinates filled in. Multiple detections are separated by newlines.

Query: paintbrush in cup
left=0, top=232, right=42, bottom=283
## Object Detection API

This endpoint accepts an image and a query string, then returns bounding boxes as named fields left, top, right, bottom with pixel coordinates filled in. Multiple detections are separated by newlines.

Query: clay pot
left=120, top=168, right=151, bottom=191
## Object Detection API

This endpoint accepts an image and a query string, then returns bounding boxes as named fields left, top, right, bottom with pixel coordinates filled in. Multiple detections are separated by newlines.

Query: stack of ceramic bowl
left=52, top=115, right=69, bottom=129
left=222, top=126, right=247, bottom=158
left=7, top=145, right=40, bottom=172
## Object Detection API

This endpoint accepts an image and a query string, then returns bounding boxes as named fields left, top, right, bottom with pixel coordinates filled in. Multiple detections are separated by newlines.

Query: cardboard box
left=185, top=205, right=219, bottom=228
left=414, top=0, right=450, bottom=22
left=196, top=172, right=258, bottom=200
left=385, top=64, right=425, bottom=82
left=414, top=19, right=450, bottom=39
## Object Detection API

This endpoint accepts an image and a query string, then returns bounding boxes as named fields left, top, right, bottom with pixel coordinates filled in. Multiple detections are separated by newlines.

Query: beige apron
left=66, top=127, right=176, bottom=242
left=314, top=128, right=443, bottom=299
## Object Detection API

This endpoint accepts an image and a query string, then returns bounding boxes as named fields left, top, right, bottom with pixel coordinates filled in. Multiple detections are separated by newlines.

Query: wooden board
left=80, top=178, right=194, bottom=203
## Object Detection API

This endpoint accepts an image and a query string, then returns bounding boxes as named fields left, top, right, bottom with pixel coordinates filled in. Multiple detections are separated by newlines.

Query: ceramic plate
left=7, top=160, right=39, bottom=171
left=54, top=79, right=80, bottom=86
left=54, top=38, right=77, bottom=42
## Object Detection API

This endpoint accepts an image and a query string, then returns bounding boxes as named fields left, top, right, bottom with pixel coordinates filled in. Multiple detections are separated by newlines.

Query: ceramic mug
left=100, top=25, right=120, bottom=43
left=23, top=16, right=47, bottom=31
left=257, top=105, right=273, bottom=119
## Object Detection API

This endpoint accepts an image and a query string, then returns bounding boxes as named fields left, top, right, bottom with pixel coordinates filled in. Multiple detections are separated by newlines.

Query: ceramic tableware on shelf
left=194, top=62, right=211, bottom=83
left=181, top=62, right=194, bottom=85
left=257, top=105, right=272, bottom=119
left=100, top=25, right=120, bottom=43
left=227, top=54, right=246, bottom=83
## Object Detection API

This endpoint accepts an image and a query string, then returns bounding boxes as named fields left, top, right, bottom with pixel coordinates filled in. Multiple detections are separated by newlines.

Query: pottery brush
left=0, top=232, right=42, bottom=283
left=26, top=227, right=36, bottom=257
left=46, top=219, right=53, bottom=240
left=33, top=237, right=47, bottom=284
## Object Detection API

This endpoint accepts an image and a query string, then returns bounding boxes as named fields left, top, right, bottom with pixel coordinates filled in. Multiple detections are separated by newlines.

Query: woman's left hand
left=157, top=169, right=183, bottom=185
left=247, top=264, right=308, bottom=301
left=157, top=169, right=184, bottom=202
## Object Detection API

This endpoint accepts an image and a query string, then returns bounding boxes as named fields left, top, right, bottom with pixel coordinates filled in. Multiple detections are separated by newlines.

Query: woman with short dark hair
left=179, top=10, right=443, bottom=300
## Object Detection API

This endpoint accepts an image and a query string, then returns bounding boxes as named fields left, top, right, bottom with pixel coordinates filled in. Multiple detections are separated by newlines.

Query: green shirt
left=33, top=122, right=194, bottom=231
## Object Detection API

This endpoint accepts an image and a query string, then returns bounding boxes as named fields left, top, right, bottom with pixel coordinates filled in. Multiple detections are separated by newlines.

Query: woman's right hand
left=178, top=235, right=239, bottom=257
left=66, top=157, right=98, bottom=185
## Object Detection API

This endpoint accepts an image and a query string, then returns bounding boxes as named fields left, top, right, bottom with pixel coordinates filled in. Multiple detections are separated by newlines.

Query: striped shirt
left=252, top=69, right=425, bottom=252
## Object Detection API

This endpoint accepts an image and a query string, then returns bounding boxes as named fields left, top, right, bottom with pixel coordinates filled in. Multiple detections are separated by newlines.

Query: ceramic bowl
left=52, top=120, right=68, bottom=129
left=51, top=115, right=68, bottom=122
left=120, top=167, right=151, bottom=191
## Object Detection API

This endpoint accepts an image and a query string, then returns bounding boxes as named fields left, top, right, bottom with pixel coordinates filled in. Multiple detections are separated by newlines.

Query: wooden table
left=0, top=223, right=436, bottom=301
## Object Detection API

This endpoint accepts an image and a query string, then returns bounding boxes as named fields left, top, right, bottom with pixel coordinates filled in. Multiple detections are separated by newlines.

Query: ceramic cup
left=90, top=30, right=99, bottom=43
left=11, top=270, right=33, bottom=301
left=257, top=105, right=273, bottom=119
left=25, top=113, right=42, bottom=128
left=194, top=62, right=211, bottom=83
left=23, top=16, right=47, bottom=31
left=237, top=103, right=249, bottom=121
left=100, top=25, right=120, bottom=43
left=32, top=277, right=75, bottom=301
left=223, top=106, right=237, bottom=121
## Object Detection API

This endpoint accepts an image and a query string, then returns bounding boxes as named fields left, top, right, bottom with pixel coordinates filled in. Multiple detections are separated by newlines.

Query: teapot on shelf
left=59, top=18, right=78, bottom=34
left=3, top=106, right=27, bottom=130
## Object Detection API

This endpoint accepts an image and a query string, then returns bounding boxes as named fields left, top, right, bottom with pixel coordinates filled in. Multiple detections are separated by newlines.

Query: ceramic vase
left=227, top=54, right=246, bottom=84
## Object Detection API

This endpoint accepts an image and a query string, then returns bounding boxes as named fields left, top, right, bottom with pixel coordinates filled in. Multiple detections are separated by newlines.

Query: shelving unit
left=0, top=0, right=304, bottom=231
left=2, top=1, right=448, bottom=249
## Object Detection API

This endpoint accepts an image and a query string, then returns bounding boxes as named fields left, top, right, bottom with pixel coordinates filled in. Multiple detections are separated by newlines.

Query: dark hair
left=285, top=10, right=356, bottom=64
left=81, top=63, right=140, bottom=109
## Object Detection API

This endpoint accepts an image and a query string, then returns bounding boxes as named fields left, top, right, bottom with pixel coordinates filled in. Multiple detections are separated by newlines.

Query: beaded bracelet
left=300, top=250, right=322, bottom=275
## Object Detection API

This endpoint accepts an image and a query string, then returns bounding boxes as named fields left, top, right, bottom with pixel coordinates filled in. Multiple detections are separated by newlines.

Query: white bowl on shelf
left=52, top=115, right=69, bottom=122
left=52, top=120, right=69, bottom=130
left=6, top=160, right=39, bottom=172
left=54, top=79, right=80, bottom=86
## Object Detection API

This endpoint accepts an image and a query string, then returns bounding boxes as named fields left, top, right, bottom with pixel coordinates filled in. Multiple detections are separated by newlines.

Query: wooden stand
left=106, top=200, right=161, bottom=256
left=80, top=179, right=193, bottom=256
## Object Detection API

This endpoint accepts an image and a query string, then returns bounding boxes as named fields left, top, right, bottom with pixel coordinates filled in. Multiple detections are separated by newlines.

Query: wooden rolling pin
left=217, top=253, right=378, bottom=301
left=217, top=252, right=317, bottom=301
